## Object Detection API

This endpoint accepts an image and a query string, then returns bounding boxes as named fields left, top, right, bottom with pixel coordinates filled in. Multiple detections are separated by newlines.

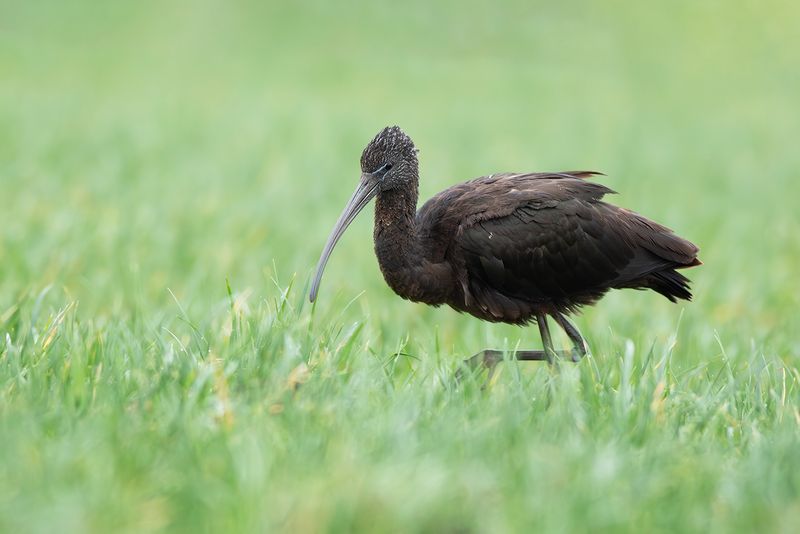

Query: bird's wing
left=441, top=174, right=696, bottom=318
left=416, top=172, right=609, bottom=260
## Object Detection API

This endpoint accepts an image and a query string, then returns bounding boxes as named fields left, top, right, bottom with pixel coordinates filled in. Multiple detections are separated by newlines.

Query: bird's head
left=359, top=125, right=419, bottom=191
left=310, top=126, right=418, bottom=302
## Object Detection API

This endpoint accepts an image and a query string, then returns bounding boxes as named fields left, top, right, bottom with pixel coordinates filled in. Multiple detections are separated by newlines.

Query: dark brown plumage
left=311, top=126, right=700, bottom=368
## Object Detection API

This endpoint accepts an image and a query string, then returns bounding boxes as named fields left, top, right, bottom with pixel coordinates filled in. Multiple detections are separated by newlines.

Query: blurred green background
left=2, top=1, right=800, bottom=532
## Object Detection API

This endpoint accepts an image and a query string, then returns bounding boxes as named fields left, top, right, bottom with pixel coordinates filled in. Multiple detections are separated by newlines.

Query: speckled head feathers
left=360, top=126, right=418, bottom=174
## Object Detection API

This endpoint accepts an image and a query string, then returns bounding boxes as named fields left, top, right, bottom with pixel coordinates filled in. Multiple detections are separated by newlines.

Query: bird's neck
left=373, top=184, right=424, bottom=298
left=372, top=183, right=454, bottom=305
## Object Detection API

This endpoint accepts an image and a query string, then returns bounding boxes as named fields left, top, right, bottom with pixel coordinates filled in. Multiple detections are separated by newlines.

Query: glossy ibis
left=310, top=126, right=700, bottom=371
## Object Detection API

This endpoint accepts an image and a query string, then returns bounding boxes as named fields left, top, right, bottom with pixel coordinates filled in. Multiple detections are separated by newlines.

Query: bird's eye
left=373, top=162, right=392, bottom=176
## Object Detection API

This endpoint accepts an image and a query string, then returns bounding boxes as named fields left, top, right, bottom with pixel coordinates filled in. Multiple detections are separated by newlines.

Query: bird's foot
left=456, top=349, right=504, bottom=383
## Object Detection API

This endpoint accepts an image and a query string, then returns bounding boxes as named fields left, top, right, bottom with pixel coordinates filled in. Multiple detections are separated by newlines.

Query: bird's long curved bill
left=309, top=174, right=378, bottom=302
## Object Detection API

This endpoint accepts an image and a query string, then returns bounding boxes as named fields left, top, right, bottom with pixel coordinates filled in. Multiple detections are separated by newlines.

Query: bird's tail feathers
left=647, top=269, right=693, bottom=302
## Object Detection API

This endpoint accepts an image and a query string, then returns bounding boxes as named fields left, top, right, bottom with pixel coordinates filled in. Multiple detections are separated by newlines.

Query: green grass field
left=2, top=1, right=800, bottom=532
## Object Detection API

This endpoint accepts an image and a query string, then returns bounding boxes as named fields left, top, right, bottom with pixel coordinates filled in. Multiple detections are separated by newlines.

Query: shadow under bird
left=310, top=126, right=701, bottom=372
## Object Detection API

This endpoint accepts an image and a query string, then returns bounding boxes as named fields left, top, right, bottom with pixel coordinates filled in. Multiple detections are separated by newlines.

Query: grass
left=2, top=0, right=800, bottom=532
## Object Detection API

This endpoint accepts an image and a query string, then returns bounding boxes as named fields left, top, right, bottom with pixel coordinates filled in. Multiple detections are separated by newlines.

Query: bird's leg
left=552, top=313, right=588, bottom=362
left=457, top=314, right=581, bottom=381
left=460, top=347, right=552, bottom=376
left=537, top=313, right=557, bottom=362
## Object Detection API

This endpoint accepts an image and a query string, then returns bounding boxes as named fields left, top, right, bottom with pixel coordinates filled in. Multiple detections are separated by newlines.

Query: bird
left=309, top=126, right=701, bottom=373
